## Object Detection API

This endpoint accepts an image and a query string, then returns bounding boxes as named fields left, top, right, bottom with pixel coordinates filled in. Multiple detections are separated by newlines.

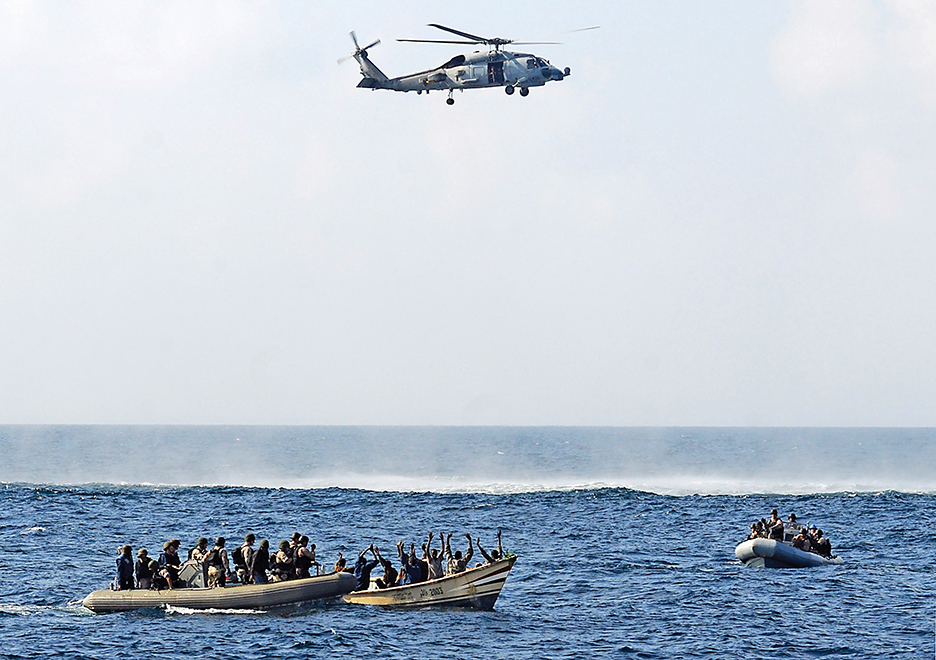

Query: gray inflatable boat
left=83, top=565, right=357, bottom=613
left=735, top=538, right=843, bottom=568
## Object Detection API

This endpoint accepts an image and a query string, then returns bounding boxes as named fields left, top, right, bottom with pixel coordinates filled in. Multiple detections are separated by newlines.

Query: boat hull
left=735, top=538, right=842, bottom=568
left=82, top=571, right=357, bottom=613
left=344, top=555, right=517, bottom=610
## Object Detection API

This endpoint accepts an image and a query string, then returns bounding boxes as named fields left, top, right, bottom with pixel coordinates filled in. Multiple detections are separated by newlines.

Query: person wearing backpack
left=233, top=534, right=255, bottom=584
left=205, top=537, right=229, bottom=587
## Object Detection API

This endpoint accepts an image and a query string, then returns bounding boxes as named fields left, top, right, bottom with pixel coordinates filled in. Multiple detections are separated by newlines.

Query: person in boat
left=812, top=529, right=832, bottom=557
left=790, top=527, right=812, bottom=552
left=444, top=532, right=473, bottom=575
left=135, top=548, right=157, bottom=589
left=158, top=539, right=183, bottom=589
left=766, top=510, right=784, bottom=541
left=334, top=552, right=352, bottom=573
left=353, top=545, right=380, bottom=591
left=747, top=522, right=765, bottom=540
left=234, top=534, right=255, bottom=584
left=395, top=541, right=422, bottom=585
left=413, top=543, right=429, bottom=582
left=115, top=545, right=134, bottom=590
left=205, top=537, right=230, bottom=587
left=295, top=536, right=317, bottom=579
left=423, top=532, right=444, bottom=580
left=784, top=513, right=803, bottom=542
left=476, top=529, right=504, bottom=564
left=271, top=540, right=295, bottom=581
left=373, top=546, right=398, bottom=589
left=249, top=539, right=271, bottom=584
left=189, top=537, right=209, bottom=563
left=288, top=532, right=302, bottom=559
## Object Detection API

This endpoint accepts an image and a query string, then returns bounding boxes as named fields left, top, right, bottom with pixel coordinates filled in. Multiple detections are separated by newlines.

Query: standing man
left=115, top=545, right=134, bottom=590
left=353, top=545, right=380, bottom=591
left=235, top=534, right=256, bottom=584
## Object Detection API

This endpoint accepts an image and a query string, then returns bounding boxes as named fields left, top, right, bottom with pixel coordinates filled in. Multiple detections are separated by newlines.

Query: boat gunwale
left=347, top=554, right=517, bottom=596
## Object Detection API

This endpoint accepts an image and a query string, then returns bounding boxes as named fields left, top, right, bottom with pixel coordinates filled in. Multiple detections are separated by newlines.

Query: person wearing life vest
left=135, top=548, right=157, bottom=589
left=294, top=536, right=316, bottom=579
left=158, top=539, right=182, bottom=589
left=233, top=534, right=255, bottom=584
left=189, top=537, right=209, bottom=563
left=765, top=509, right=784, bottom=540
left=205, top=537, right=229, bottom=588
left=115, top=545, right=134, bottom=590
left=272, top=540, right=295, bottom=581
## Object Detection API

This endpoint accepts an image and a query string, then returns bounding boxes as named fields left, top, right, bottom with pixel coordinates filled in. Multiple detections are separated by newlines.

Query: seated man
left=373, top=547, right=398, bottom=589
left=813, top=529, right=833, bottom=557
left=747, top=522, right=765, bottom=540
left=334, top=552, right=352, bottom=573
left=790, top=527, right=812, bottom=552
left=271, top=540, right=295, bottom=582
left=158, top=539, right=183, bottom=589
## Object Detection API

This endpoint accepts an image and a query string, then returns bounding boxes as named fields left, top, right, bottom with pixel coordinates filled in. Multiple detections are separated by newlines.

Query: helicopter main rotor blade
left=509, top=41, right=562, bottom=45
left=397, top=38, right=480, bottom=45
left=427, top=23, right=490, bottom=43
left=515, top=26, right=600, bottom=42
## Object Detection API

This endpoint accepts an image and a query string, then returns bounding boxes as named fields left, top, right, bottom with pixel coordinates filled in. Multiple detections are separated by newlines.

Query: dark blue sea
left=1, top=426, right=934, bottom=659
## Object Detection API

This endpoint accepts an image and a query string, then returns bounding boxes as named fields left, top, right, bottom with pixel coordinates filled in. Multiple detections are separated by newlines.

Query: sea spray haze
left=0, top=426, right=934, bottom=659
left=2, top=426, right=934, bottom=493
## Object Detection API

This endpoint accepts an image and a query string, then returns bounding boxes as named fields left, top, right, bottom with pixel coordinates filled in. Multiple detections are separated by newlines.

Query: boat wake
left=164, top=605, right=267, bottom=615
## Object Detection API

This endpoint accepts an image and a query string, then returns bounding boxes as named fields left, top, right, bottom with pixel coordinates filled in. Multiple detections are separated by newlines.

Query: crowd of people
left=113, top=529, right=506, bottom=591
left=746, top=509, right=834, bottom=558
left=113, top=531, right=321, bottom=590
left=349, top=530, right=505, bottom=592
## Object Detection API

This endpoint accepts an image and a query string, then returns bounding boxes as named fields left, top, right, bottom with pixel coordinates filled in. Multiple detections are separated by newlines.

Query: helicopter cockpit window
left=526, top=58, right=536, bottom=69
left=441, top=54, right=466, bottom=69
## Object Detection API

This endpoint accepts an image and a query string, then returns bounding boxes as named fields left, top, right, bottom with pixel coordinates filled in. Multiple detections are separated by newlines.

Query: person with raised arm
left=476, top=529, right=504, bottom=564
left=444, top=532, right=473, bottom=575
left=353, top=544, right=380, bottom=591
left=424, top=531, right=444, bottom=580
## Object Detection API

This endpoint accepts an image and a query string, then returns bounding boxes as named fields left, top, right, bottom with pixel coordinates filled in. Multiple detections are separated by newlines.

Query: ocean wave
left=5, top=475, right=933, bottom=496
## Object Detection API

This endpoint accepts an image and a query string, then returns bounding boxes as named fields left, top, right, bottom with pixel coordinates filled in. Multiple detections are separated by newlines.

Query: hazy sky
left=1, top=1, right=934, bottom=426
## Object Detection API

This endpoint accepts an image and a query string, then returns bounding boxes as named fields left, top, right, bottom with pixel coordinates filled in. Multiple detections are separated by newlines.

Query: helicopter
left=338, top=23, right=598, bottom=105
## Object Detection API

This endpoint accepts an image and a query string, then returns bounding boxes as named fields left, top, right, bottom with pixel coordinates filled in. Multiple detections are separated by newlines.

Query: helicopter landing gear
left=446, top=90, right=455, bottom=105
left=519, top=87, right=529, bottom=97
left=505, top=85, right=514, bottom=95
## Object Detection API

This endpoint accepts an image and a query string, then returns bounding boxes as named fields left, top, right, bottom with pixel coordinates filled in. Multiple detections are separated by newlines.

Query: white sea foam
left=20, top=526, right=47, bottom=534
left=164, top=605, right=266, bottom=615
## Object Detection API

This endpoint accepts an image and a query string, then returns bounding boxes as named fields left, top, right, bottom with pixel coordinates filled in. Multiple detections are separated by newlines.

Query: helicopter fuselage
left=355, top=49, right=568, bottom=94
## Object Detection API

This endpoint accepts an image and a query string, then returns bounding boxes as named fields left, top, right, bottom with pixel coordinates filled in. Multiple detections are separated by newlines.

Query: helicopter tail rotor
left=338, top=30, right=382, bottom=65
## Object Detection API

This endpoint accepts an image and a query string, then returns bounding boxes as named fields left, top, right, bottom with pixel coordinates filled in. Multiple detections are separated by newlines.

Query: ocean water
left=0, top=426, right=934, bottom=659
